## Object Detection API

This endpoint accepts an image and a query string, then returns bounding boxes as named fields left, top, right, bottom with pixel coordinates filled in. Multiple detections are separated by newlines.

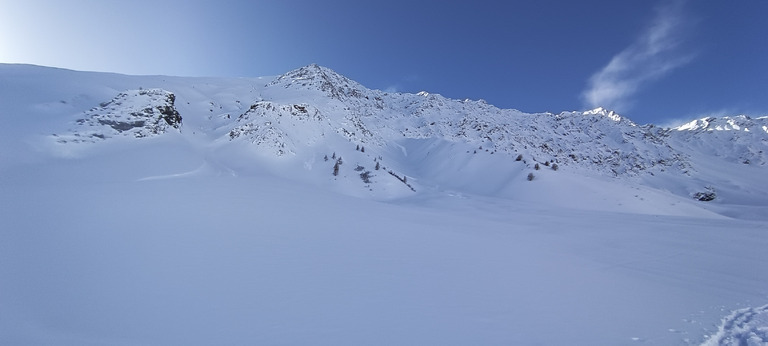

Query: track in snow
left=701, top=304, right=768, bottom=345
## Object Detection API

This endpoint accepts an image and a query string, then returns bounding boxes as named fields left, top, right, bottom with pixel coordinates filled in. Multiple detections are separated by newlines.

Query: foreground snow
left=1, top=142, right=767, bottom=345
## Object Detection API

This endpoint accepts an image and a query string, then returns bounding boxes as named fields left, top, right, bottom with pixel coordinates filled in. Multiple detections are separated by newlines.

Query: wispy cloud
left=384, top=85, right=400, bottom=93
left=382, top=74, right=421, bottom=94
left=582, top=0, right=695, bottom=112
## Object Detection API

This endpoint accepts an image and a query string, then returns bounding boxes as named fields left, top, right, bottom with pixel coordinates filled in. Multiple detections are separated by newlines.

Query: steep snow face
left=53, top=89, right=182, bottom=143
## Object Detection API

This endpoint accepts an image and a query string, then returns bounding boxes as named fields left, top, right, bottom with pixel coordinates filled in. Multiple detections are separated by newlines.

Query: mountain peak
left=288, top=63, right=335, bottom=78
left=267, top=64, right=366, bottom=99
left=583, top=107, right=630, bottom=123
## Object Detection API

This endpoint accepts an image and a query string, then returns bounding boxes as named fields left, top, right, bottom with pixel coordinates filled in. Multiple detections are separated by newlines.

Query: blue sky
left=1, top=0, right=765, bottom=125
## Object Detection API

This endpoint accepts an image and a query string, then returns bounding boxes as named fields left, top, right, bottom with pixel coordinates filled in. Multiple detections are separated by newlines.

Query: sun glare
left=0, top=2, right=31, bottom=64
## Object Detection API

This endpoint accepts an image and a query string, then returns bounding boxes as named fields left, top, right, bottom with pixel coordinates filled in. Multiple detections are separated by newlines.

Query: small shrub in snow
left=551, top=163, right=559, bottom=171
left=527, top=173, right=535, bottom=181
left=360, top=171, right=372, bottom=184
left=693, top=191, right=716, bottom=201
left=534, top=163, right=540, bottom=170
left=516, top=154, right=523, bottom=161
left=332, top=157, right=343, bottom=176
left=693, top=186, right=716, bottom=201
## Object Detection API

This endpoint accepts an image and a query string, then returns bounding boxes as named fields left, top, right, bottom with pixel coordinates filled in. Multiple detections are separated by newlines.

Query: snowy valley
left=1, top=63, right=767, bottom=345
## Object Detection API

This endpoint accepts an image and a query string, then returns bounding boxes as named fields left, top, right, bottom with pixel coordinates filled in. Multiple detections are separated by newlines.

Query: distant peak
left=278, top=64, right=346, bottom=82
left=296, top=63, right=332, bottom=74
left=583, top=107, right=626, bottom=123
left=675, top=114, right=768, bottom=132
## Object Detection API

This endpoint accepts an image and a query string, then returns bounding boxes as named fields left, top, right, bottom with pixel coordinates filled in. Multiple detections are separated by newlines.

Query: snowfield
left=0, top=64, right=766, bottom=345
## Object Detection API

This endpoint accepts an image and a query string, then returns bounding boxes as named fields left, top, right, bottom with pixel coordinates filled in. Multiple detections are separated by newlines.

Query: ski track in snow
left=701, top=305, right=768, bottom=346
left=136, top=161, right=238, bottom=181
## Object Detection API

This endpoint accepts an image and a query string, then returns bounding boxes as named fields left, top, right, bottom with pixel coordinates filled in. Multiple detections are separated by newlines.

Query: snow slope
left=1, top=63, right=767, bottom=345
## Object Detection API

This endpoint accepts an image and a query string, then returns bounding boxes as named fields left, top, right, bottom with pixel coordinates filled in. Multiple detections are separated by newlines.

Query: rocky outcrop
left=55, top=89, right=181, bottom=143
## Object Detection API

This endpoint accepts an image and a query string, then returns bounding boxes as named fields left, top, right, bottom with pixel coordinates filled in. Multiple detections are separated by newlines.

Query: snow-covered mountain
left=230, top=64, right=691, bottom=177
left=2, top=63, right=767, bottom=345
left=6, top=63, right=763, bottom=216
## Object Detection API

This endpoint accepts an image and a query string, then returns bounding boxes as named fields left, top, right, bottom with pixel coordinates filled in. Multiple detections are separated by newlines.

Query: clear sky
left=1, top=0, right=765, bottom=125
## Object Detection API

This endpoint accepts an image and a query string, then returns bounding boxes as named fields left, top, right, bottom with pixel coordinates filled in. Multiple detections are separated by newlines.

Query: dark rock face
left=157, top=93, right=182, bottom=128
left=97, top=119, right=146, bottom=131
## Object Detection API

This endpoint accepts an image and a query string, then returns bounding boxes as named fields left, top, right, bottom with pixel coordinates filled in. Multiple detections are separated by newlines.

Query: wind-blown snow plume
left=582, top=0, right=695, bottom=112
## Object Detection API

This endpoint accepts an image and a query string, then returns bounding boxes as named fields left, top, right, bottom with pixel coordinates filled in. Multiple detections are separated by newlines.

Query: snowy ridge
left=260, top=65, right=689, bottom=176
left=675, top=115, right=768, bottom=132
left=669, top=115, right=768, bottom=165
